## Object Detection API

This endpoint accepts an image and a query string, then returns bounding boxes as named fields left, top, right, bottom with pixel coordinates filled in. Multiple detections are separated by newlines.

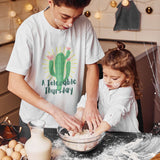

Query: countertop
left=0, top=40, right=157, bottom=72
left=1, top=125, right=160, bottom=160
left=46, top=129, right=160, bottom=160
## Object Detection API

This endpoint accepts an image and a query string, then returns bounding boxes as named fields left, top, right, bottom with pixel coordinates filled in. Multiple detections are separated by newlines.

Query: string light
left=0, top=0, right=159, bottom=43
left=84, top=0, right=160, bottom=20
left=146, top=7, right=153, bottom=14
left=25, top=3, right=33, bottom=11
left=110, top=0, right=117, bottom=8
left=0, top=0, right=39, bottom=42
left=6, top=34, right=14, bottom=41
left=94, top=11, right=102, bottom=19
left=16, top=17, right=22, bottom=25
left=84, top=11, right=91, bottom=17
left=9, top=10, right=16, bottom=17
left=122, top=0, right=130, bottom=6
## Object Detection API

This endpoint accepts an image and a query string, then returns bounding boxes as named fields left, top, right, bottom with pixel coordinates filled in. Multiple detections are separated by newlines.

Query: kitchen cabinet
left=0, top=44, right=21, bottom=125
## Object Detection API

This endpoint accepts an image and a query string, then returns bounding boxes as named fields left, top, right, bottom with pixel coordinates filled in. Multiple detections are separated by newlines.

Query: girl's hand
left=94, top=121, right=111, bottom=136
left=82, top=99, right=102, bottom=132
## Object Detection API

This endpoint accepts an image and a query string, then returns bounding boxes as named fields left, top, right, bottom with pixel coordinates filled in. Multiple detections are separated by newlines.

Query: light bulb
left=110, top=0, right=117, bottom=8
left=122, top=0, right=129, bottom=6
left=6, top=34, right=14, bottom=41
left=25, top=3, right=33, bottom=11
left=84, top=11, right=91, bottom=17
left=9, top=10, right=16, bottom=18
left=16, top=17, right=22, bottom=25
left=94, top=11, right=101, bottom=19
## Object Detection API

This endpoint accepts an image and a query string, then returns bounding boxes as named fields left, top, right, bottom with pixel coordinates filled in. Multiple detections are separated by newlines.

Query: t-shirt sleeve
left=6, top=23, right=32, bottom=75
left=77, top=94, right=87, bottom=108
left=103, top=87, right=135, bottom=126
left=85, top=20, right=104, bottom=64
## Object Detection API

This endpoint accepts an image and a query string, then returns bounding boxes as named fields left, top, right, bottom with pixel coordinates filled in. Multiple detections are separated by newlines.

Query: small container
left=25, top=120, right=52, bottom=160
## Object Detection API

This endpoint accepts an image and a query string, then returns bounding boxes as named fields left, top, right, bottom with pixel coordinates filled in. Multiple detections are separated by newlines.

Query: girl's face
left=103, top=65, right=127, bottom=90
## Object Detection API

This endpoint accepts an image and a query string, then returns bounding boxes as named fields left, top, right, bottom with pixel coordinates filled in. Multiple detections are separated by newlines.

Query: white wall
left=84, top=0, right=160, bottom=45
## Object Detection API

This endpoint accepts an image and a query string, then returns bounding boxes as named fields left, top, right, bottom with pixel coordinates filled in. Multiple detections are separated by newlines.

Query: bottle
left=24, top=120, right=52, bottom=160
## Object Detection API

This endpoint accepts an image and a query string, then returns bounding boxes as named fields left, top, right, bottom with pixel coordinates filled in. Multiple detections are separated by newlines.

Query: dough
left=63, top=130, right=99, bottom=152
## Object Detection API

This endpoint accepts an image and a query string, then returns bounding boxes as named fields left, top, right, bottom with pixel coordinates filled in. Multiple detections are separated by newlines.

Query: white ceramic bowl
left=57, top=126, right=105, bottom=152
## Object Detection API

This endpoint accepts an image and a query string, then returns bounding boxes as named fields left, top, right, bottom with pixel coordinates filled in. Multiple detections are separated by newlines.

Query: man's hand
left=51, top=105, right=83, bottom=133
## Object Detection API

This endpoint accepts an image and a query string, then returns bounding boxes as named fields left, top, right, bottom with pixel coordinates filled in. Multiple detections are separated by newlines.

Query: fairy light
left=0, top=0, right=158, bottom=43
left=0, top=0, right=39, bottom=43
left=16, top=17, right=22, bottom=25
left=25, top=3, right=33, bottom=11
left=122, top=0, right=130, bottom=6
left=9, top=10, right=16, bottom=17
left=110, top=0, right=117, bottom=8
left=94, top=11, right=102, bottom=19
left=6, top=34, right=14, bottom=41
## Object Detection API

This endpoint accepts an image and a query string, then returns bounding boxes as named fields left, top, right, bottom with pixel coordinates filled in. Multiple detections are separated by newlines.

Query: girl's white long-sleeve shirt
left=77, top=79, right=140, bottom=132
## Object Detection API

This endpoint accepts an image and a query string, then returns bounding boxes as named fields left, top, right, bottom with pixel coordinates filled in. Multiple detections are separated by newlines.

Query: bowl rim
left=57, top=126, right=105, bottom=143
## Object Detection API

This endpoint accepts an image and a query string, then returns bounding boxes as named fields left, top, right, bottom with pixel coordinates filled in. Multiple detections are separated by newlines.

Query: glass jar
left=24, top=120, right=52, bottom=160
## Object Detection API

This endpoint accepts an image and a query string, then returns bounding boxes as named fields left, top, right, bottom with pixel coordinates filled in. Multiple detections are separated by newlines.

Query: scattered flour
left=52, top=133, right=160, bottom=160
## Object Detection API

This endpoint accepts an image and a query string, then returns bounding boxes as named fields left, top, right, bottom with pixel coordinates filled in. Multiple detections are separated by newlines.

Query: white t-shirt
left=77, top=79, right=140, bottom=132
left=6, top=9, right=104, bottom=128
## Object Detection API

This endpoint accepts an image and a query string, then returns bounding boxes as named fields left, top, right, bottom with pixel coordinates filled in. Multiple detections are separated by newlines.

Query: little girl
left=75, top=41, right=141, bottom=135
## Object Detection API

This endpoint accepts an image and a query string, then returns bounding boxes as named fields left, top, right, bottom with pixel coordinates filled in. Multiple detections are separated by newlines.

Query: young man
left=6, top=0, right=104, bottom=132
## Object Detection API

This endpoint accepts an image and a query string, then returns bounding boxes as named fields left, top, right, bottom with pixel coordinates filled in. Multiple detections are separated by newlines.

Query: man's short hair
left=53, top=0, right=91, bottom=8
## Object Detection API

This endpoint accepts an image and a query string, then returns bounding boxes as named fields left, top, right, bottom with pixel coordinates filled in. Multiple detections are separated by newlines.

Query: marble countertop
left=4, top=126, right=160, bottom=160
left=1, top=125, right=160, bottom=160
left=0, top=40, right=157, bottom=73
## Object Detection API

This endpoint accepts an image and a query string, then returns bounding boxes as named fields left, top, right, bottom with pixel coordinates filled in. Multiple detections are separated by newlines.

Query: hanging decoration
left=113, top=0, right=141, bottom=31
left=110, top=0, right=117, bottom=8
left=0, top=0, right=159, bottom=44
left=146, top=7, right=153, bottom=14
left=83, top=0, right=158, bottom=23
left=84, top=11, right=91, bottom=17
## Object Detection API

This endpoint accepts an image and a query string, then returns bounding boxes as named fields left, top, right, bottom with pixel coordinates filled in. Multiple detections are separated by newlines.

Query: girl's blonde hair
left=100, top=41, right=141, bottom=99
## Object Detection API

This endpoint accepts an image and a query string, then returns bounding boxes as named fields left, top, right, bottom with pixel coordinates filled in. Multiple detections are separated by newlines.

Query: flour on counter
left=52, top=133, right=160, bottom=160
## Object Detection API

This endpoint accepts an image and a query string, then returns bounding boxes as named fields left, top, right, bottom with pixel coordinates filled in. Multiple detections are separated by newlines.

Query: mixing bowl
left=57, top=126, right=105, bottom=152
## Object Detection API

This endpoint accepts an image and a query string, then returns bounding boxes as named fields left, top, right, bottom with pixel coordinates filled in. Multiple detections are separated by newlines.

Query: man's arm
left=8, top=72, right=82, bottom=131
left=82, top=63, right=102, bottom=131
